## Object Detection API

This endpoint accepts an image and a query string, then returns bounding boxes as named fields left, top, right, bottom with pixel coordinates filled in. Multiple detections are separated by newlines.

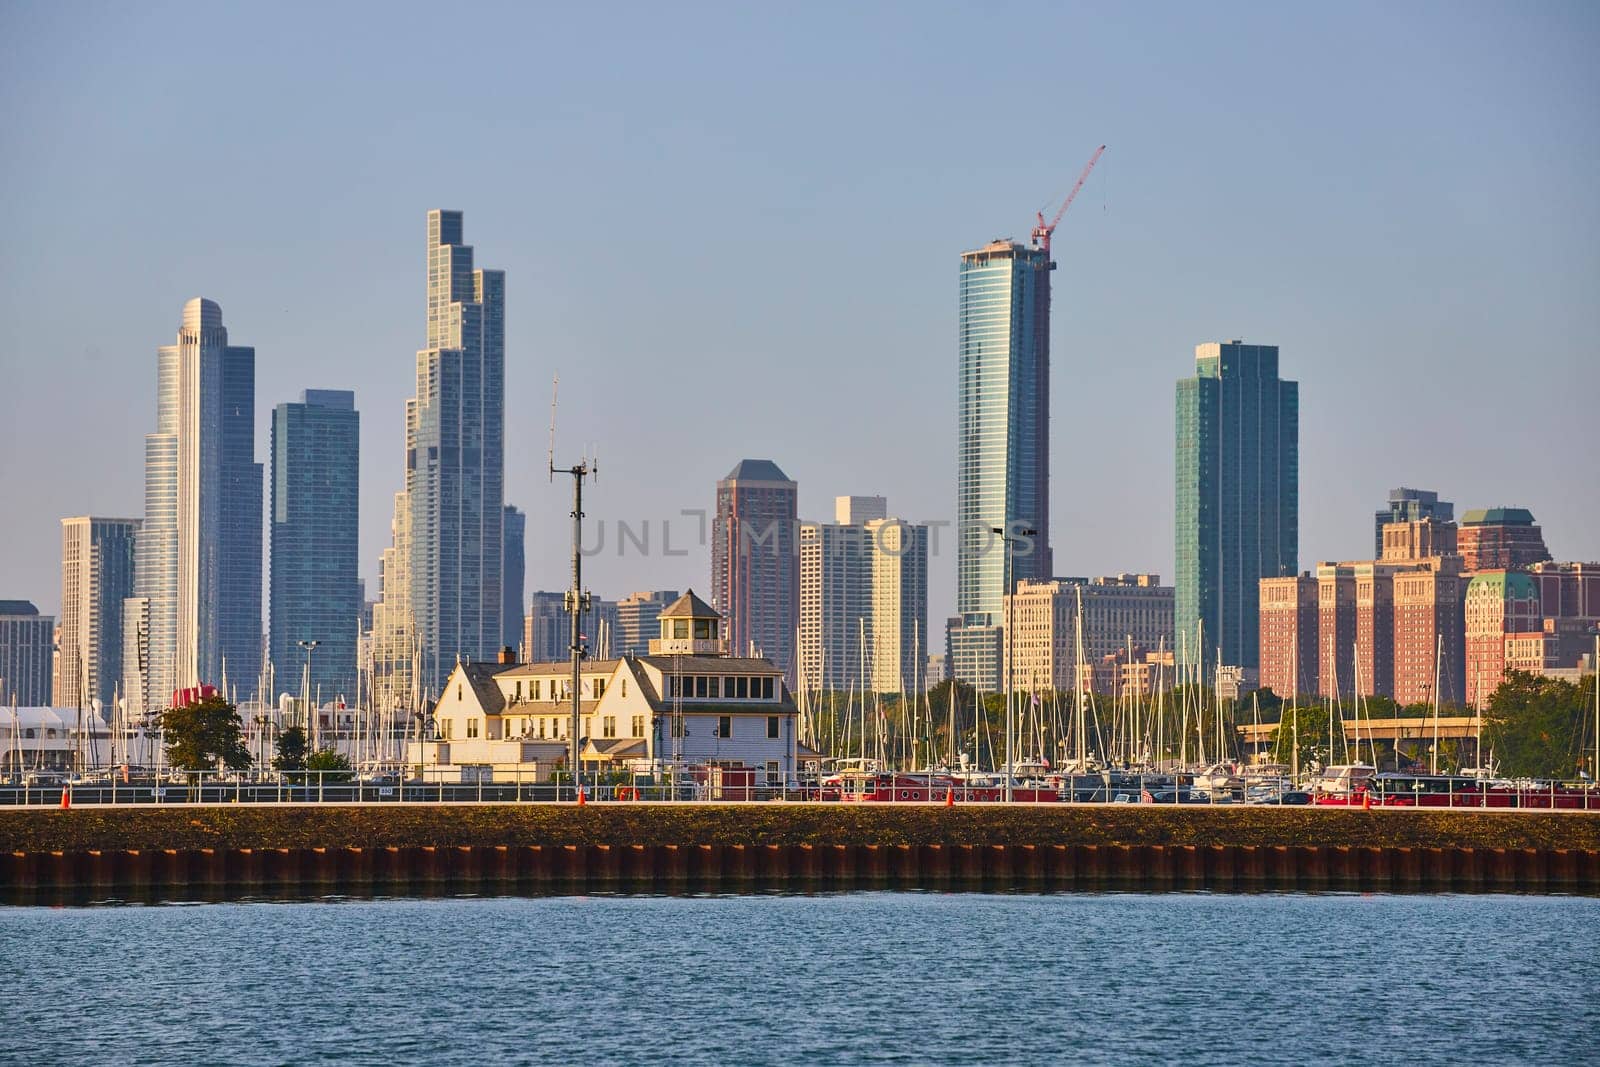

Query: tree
left=273, top=726, right=308, bottom=772
left=162, top=694, right=251, bottom=778
left=1482, top=671, right=1595, bottom=779
left=1272, top=704, right=1341, bottom=772
left=306, top=748, right=354, bottom=783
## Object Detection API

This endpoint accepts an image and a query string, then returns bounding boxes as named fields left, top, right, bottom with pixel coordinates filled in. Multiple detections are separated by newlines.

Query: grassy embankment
left=3, top=805, right=1598, bottom=856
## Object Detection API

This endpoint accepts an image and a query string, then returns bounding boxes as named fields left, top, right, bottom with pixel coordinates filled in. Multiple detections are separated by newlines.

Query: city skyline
left=2, top=4, right=1596, bottom=642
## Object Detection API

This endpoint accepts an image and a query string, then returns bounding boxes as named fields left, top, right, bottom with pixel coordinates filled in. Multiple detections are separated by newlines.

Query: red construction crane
left=1031, top=144, right=1106, bottom=258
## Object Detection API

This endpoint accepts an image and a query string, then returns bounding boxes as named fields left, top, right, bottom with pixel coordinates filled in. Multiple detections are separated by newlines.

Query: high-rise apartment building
left=0, top=601, right=54, bottom=707
left=1004, top=575, right=1174, bottom=692
left=1374, top=488, right=1453, bottom=558
left=1463, top=570, right=1541, bottom=707
left=502, top=505, right=525, bottom=653
left=1457, top=508, right=1551, bottom=572
left=374, top=211, right=506, bottom=709
left=799, top=522, right=872, bottom=692
left=270, top=390, right=360, bottom=701
left=59, top=517, right=139, bottom=714
left=614, top=591, right=680, bottom=658
left=1175, top=341, right=1298, bottom=672
left=1258, top=572, right=1319, bottom=698
left=798, top=501, right=928, bottom=694
left=952, top=240, right=1053, bottom=688
left=712, top=460, right=798, bottom=676
left=1316, top=564, right=1357, bottom=700
left=1392, top=558, right=1466, bottom=706
left=521, top=591, right=619, bottom=664
left=123, top=299, right=261, bottom=716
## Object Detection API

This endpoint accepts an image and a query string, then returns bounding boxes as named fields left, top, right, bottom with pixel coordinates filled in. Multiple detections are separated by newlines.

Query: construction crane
left=1031, top=144, right=1106, bottom=258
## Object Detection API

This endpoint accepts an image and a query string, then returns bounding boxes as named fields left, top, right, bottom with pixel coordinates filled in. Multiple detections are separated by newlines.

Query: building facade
left=374, top=210, right=506, bottom=710
left=952, top=240, right=1053, bottom=687
left=523, top=590, right=620, bottom=664
left=1258, top=572, right=1319, bottom=698
left=123, top=298, right=261, bottom=716
left=1374, top=488, right=1453, bottom=558
left=712, top=460, right=798, bottom=677
left=1463, top=570, right=1541, bottom=708
left=1003, top=575, right=1175, bottom=693
left=614, top=591, right=680, bottom=658
left=1457, top=508, right=1551, bottom=572
left=1175, top=341, right=1298, bottom=673
left=501, top=505, right=526, bottom=654
left=59, top=517, right=138, bottom=715
left=0, top=601, right=54, bottom=707
left=270, top=389, right=360, bottom=702
left=1391, top=558, right=1466, bottom=706
left=1316, top=564, right=1357, bottom=700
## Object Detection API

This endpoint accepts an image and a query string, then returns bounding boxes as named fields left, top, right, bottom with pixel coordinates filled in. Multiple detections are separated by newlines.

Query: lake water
left=2, top=893, right=1596, bottom=1065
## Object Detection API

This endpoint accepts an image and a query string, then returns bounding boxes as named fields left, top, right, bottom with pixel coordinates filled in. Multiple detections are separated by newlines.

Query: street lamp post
left=993, top=526, right=1036, bottom=803
left=298, top=640, right=320, bottom=752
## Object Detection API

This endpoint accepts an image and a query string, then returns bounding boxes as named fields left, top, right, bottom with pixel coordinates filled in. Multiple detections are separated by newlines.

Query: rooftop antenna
left=549, top=373, right=597, bottom=799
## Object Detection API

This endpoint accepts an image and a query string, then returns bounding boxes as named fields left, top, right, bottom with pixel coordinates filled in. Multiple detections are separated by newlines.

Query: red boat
left=830, top=771, right=1062, bottom=804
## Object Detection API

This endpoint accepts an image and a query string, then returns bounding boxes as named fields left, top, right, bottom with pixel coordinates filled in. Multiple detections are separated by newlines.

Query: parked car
left=1140, top=787, right=1208, bottom=804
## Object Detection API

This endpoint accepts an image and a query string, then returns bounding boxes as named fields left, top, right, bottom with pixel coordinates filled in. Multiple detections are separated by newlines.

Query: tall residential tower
left=1175, top=341, right=1298, bottom=673
left=59, top=516, right=139, bottom=715
left=270, top=389, right=360, bottom=702
left=712, top=460, right=798, bottom=678
left=950, top=239, right=1053, bottom=688
left=373, top=211, right=506, bottom=710
left=123, top=299, right=261, bottom=715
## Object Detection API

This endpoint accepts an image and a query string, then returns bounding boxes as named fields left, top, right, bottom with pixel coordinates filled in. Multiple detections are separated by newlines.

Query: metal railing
left=1, top=770, right=1595, bottom=810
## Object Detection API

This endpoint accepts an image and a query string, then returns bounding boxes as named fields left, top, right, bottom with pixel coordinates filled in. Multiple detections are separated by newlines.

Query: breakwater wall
left=3, top=807, right=1598, bottom=898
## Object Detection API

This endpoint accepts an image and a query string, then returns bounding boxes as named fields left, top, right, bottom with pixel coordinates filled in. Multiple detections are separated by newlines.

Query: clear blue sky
left=2, top=0, right=1596, bottom=630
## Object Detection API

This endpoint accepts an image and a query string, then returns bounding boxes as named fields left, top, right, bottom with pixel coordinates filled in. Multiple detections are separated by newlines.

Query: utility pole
left=549, top=374, right=596, bottom=800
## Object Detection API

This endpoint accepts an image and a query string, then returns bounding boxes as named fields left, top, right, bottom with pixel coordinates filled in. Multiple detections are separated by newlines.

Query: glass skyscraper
left=1174, top=341, right=1298, bottom=673
left=502, top=505, right=525, bottom=654
left=712, top=460, right=798, bottom=679
left=270, top=390, right=360, bottom=701
left=124, top=299, right=261, bottom=715
left=951, top=240, right=1053, bottom=687
left=59, top=516, right=139, bottom=715
left=374, top=211, right=505, bottom=708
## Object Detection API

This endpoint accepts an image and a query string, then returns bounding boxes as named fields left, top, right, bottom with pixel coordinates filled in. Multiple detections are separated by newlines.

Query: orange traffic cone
left=945, top=789, right=954, bottom=808
left=1362, top=790, right=1372, bottom=812
left=60, top=786, right=71, bottom=811
left=576, top=787, right=586, bottom=807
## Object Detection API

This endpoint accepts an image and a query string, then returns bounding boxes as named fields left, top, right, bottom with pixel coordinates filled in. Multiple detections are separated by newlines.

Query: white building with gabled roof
left=406, top=591, right=822, bottom=785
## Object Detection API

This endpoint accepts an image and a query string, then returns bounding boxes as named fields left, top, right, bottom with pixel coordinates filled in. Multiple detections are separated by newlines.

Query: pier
left=3, top=806, right=1597, bottom=899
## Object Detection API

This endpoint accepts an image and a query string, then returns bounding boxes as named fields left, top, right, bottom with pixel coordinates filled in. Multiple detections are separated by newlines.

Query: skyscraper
left=614, top=590, right=680, bottom=658
left=0, top=601, right=54, bottom=707
left=270, top=390, right=360, bottom=701
left=712, top=460, right=798, bottom=677
left=502, top=505, right=525, bottom=653
left=1175, top=341, right=1298, bottom=672
left=951, top=239, right=1053, bottom=688
left=59, top=516, right=139, bottom=715
left=124, top=299, right=261, bottom=716
left=374, top=211, right=506, bottom=708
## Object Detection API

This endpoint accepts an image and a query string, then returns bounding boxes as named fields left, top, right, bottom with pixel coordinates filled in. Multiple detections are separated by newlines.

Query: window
left=765, top=761, right=781, bottom=786
left=736, top=677, right=748, bottom=699
left=762, top=677, right=774, bottom=699
left=767, top=716, right=780, bottom=739
left=467, top=718, right=480, bottom=739
left=695, top=676, right=708, bottom=698
left=631, top=715, right=645, bottom=737
left=725, top=676, right=736, bottom=698
left=538, top=718, right=546, bottom=739
left=621, top=678, right=628, bottom=697
left=584, top=717, right=592, bottom=738
left=718, top=715, right=732, bottom=739
left=594, top=678, right=606, bottom=698
left=457, top=684, right=463, bottom=702
left=442, top=719, right=454, bottom=739
left=709, top=676, right=720, bottom=698
left=514, top=681, right=523, bottom=702
left=603, top=716, right=616, bottom=739
left=673, top=620, right=688, bottom=639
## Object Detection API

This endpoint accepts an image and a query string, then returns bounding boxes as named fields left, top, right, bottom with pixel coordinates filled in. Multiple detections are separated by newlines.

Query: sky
left=1, top=0, right=1597, bottom=632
